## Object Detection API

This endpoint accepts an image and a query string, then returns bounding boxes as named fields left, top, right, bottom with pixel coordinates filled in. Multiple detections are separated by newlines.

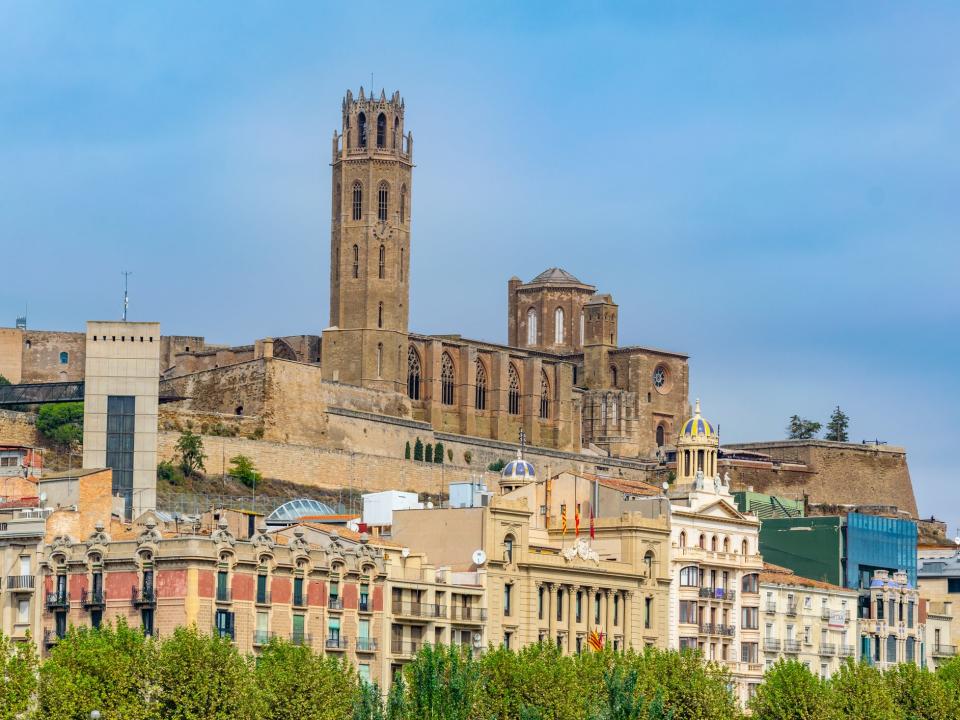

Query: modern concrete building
left=82, top=321, right=160, bottom=520
left=759, top=563, right=859, bottom=677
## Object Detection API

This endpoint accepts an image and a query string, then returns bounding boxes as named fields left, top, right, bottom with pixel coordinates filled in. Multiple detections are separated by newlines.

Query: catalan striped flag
left=561, top=504, right=567, bottom=536
left=574, top=504, right=581, bottom=537
left=588, top=628, right=605, bottom=652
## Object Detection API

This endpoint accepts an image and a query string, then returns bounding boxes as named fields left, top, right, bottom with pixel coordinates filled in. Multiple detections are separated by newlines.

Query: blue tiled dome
left=501, top=459, right=536, bottom=480
left=680, top=399, right=715, bottom=439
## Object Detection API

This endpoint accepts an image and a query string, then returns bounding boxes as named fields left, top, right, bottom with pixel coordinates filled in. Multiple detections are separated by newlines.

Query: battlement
left=342, top=87, right=405, bottom=113
left=334, top=87, right=412, bottom=162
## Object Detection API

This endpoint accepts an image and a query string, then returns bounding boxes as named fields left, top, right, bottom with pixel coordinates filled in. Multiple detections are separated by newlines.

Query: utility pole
left=122, top=271, right=132, bottom=321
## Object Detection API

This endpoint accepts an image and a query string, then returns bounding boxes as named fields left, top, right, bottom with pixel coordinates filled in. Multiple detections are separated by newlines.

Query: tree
left=826, top=659, right=897, bottom=720
left=175, top=429, right=206, bottom=476
left=36, top=402, right=84, bottom=447
left=824, top=406, right=849, bottom=442
left=0, top=632, right=37, bottom=720
left=936, top=655, right=960, bottom=715
left=155, top=626, right=258, bottom=720
left=592, top=665, right=671, bottom=720
left=255, top=639, right=358, bottom=720
left=228, top=455, right=262, bottom=489
left=353, top=680, right=387, bottom=720
left=749, top=659, right=828, bottom=720
left=488, top=458, right=506, bottom=472
left=425, top=443, right=433, bottom=463
left=37, top=620, right=157, bottom=720
left=401, top=644, right=480, bottom=720
left=0, top=373, right=10, bottom=386
left=414, top=437, right=424, bottom=461
left=405, top=441, right=411, bottom=460
left=787, top=415, right=821, bottom=440
left=884, top=663, right=952, bottom=720
left=157, top=459, right=185, bottom=486
left=433, top=442, right=444, bottom=464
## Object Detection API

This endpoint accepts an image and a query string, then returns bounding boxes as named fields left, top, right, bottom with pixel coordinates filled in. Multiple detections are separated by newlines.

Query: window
left=886, top=634, right=897, bottom=663
left=358, top=663, right=371, bottom=683
left=358, top=112, right=367, bottom=147
left=948, top=578, right=960, bottom=593
left=59, top=351, right=69, bottom=364
left=106, top=395, right=135, bottom=519
left=376, top=343, right=383, bottom=378
left=400, top=184, right=407, bottom=223
left=906, top=636, right=915, bottom=663
left=711, top=535, right=718, bottom=552
left=742, top=539, right=749, bottom=556
left=579, top=310, right=585, bottom=344
left=256, top=574, right=268, bottom=604
left=557, top=589, right=564, bottom=621
left=400, top=247, right=405, bottom=281
left=526, top=308, right=538, bottom=346
left=141, top=609, right=154, bottom=637
left=475, top=359, right=487, bottom=410
left=742, top=607, right=759, bottom=629
left=723, top=537, right=730, bottom=553
left=610, top=365, right=617, bottom=387
left=594, top=593, right=601, bottom=624
left=504, top=535, right=515, bottom=564
left=643, top=551, right=654, bottom=577
left=539, top=371, right=550, bottom=419
left=215, top=609, right=235, bottom=639
left=293, top=577, right=304, bottom=607
left=508, top=365, right=521, bottom=415
left=329, top=617, right=341, bottom=642
left=742, top=574, right=759, bottom=594
left=644, top=597, right=652, bottom=629
left=699, top=534, right=706, bottom=550
left=352, top=244, right=360, bottom=278
left=876, top=598, right=884, bottom=620
left=679, top=600, right=698, bottom=624
left=613, top=594, right=619, bottom=625
left=378, top=245, right=385, bottom=279
left=440, top=353, right=455, bottom=405
left=680, top=566, right=700, bottom=587
left=741, top=642, right=759, bottom=663
left=360, top=583, right=370, bottom=611
left=678, top=531, right=686, bottom=548
left=352, top=182, right=363, bottom=220
left=576, top=591, right=583, bottom=622
left=679, top=636, right=698, bottom=652
left=377, top=302, right=384, bottom=329
left=407, top=347, right=421, bottom=400
left=376, top=112, right=386, bottom=148
left=217, top=571, right=229, bottom=602
left=504, top=584, right=512, bottom=616
left=378, top=181, right=389, bottom=221
left=554, top=307, right=565, bottom=344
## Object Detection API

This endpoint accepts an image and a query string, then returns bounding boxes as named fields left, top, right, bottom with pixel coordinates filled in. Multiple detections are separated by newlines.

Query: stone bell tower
left=322, top=88, right=413, bottom=392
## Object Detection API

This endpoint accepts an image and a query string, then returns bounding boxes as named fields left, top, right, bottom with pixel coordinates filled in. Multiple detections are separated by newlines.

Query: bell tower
left=322, top=88, right=413, bottom=392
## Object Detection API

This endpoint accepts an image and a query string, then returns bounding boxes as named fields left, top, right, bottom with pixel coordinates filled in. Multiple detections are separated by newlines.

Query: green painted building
left=732, top=491, right=804, bottom=520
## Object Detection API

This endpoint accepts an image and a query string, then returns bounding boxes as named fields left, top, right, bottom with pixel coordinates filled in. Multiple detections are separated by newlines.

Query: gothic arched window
left=400, top=247, right=405, bottom=282
left=610, top=365, right=618, bottom=387
left=656, top=424, right=665, bottom=447
left=508, top=364, right=521, bottom=415
left=526, top=308, right=538, bottom=346
left=554, top=308, right=565, bottom=344
left=393, top=116, right=400, bottom=148
left=407, top=347, right=421, bottom=400
left=352, top=245, right=359, bottom=279
left=378, top=182, right=389, bottom=222
left=378, top=302, right=384, bottom=329
left=441, top=353, right=455, bottom=406
left=378, top=245, right=385, bottom=279
left=352, top=181, right=363, bottom=220
left=609, top=396, right=618, bottom=424
left=539, top=370, right=550, bottom=420
left=376, top=343, right=383, bottom=378
left=376, top=113, right=386, bottom=148
left=475, top=358, right=487, bottom=410
left=357, top=112, right=367, bottom=147
left=400, top=184, right=407, bottom=223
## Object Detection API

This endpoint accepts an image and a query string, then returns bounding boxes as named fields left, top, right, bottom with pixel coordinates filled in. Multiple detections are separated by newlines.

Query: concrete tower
left=322, top=88, right=413, bottom=393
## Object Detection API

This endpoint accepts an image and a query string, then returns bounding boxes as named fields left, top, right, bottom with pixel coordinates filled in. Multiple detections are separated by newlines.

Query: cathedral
left=318, top=88, right=689, bottom=460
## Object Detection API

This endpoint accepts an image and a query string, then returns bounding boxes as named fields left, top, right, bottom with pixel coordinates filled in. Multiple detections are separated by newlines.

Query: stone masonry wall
left=0, top=409, right=39, bottom=446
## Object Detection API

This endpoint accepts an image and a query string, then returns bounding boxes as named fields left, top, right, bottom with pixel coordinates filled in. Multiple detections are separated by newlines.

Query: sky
left=1, top=2, right=957, bottom=522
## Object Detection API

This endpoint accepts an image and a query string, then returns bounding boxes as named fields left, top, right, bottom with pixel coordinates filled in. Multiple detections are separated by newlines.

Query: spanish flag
left=588, top=628, right=605, bottom=652
left=574, top=504, right=581, bottom=537
left=561, top=504, right=567, bottom=536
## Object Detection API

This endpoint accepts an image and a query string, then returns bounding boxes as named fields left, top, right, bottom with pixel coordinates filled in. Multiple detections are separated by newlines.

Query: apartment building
left=759, top=563, right=859, bottom=677
left=857, top=569, right=925, bottom=669
left=0, top=498, right=46, bottom=643
left=918, top=551, right=960, bottom=667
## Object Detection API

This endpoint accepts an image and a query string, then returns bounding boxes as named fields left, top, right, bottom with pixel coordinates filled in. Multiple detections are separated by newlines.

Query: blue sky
left=1, top=2, right=957, bottom=521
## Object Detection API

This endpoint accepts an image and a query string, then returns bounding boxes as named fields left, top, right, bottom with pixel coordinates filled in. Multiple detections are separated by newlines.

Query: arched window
left=357, top=112, right=367, bottom=147
left=678, top=531, right=686, bottom=548
left=656, top=424, right=665, bottom=447
left=378, top=302, right=383, bottom=329
left=376, top=343, right=383, bottom=378
left=698, top=534, right=706, bottom=549
left=400, top=184, right=407, bottom=223
left=399, top=247, right=405, bottom=282
left=352, top=181, right=363, bottom=220
left=723, top=537, right=730, bottom=553
left=352, top=245, right=359, bottom=278
left=59, top=351, right=69, bottom=364
left=441, top=353, right=455, bottom=406
left=475, top=359, right=487, bottom=410
left=526, top=308, right=538, bottom=346
left=609, top=396, right=618, bottom=425
left=539, top=370, right=550, bottom=420
left=407, top=347, right=421, bottom=400
left=680, top=566, right=699, bottom=587
left=610, top=365, right=618, bottom=387
left=378, top=181, right=389, bottom=222
left=378, top=245, right=385, bottom=279
left=643, top=551, right=655, bottom=577
left=741, top=573, right=759, bottom=594
left=554, top=307, right=565, bottom=344
left=376, top=113, right=386, bottom=148
left=711, top=535, right=718, bottom=551
left=393, top=116, right=400, bottom=148
left=741, top=539, right=749, bottom=556
left=508, top=365, right=521, bottom=415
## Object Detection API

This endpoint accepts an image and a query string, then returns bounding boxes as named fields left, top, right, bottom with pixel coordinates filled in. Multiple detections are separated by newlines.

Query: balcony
left=839, top=644, right=856, bottom=657
left=255, top=591, right=271, bottom=607
left=698, top=587, right=736, bottom=602
left=291, top=632, right=311, bottom=647
left=6, top=575, right=35, bottom=592
left=81, top=589, right=106, bottom=609
left=325, top=636, right=349, bottom=651
left=933, top=644, right=957, bottom=657
left=46, top=590, right=70, bottom=610
left=132, top=586, right=156, bottom=607
left=450, top=606, right=487, bottom=622
left=392, top=601, right=442, bottom=619
left=358, top=598, right=371, bottom=612
left=719, top=624, right=736, bottom=637
left=764, top=601, right=777, bottom=614
left=216, top=587, right=232, bottom=603
left=253, top=630, right=275, bottom=647
left=328, top=597, right=344, bottom=611
left=391, top=640, right=422, bottom=657
left=43, top=629, right=63, bottom=648
left=763, top=638, right=781, bottom=652
left=819, top=643, right=837, bottom=656
left=785, top=603, right=798, bottom=617
left=784, top=639, right=801, bottom=654
left=293, top=592, right=307, bottom=609
left=213, top=626, right=236, bottom=641
left=356, top=637, right=378, bottom=652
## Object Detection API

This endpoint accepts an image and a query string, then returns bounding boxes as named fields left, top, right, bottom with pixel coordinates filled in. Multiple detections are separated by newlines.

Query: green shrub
left=414, top=438, right=424, bottom=461
left=228, top=455, right=262, bottom=489
left=488, top=458, right=506, bottom=472
left=157, top=460, right=185, bottom=486
left=433, top=442, right=444, bottom=464
left=36, top=402, right=84, bottom=447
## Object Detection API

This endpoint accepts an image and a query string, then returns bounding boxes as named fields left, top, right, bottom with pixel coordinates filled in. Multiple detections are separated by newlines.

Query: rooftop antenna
left=122, top=271, right=132, bottom=321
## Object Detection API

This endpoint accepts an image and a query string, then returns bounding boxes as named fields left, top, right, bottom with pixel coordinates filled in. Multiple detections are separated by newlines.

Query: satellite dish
left=401, top=547, right=410, bottom=558
left=472, top=549, right=487, bottom=566
left=661, top=482, right=669, bottom=491
left=39, top=492, right=47, bottom=504
left=954, top=536, right=960, bottom=546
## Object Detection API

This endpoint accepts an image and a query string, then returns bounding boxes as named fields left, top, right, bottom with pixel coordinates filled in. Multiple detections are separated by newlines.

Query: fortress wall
left=0, top=409, right=39, bottom=446
left=724, top=440, right=918, bottom=517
